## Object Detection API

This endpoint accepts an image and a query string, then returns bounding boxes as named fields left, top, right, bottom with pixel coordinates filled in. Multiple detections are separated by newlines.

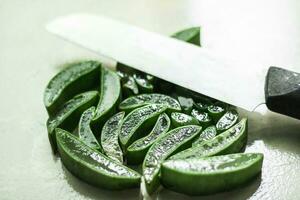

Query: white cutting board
left=1, top=0, right=300, bottom=199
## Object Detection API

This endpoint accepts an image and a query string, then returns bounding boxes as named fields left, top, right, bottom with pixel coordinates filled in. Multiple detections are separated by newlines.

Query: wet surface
left=120, top=94, right=181, bottom=111
left=1, top=0, right=300, bottom=199
left=143, top=126, right=201, bottom=182
left=57, top=129, right=139, bottom=177
left=47, top=91, right=98, bottom=133
left=177, top=96, right=194, bottom=114
left=119, top=104, right=166, bottom=145
left=44, top=61, right=99, bottom=107
left=78, top=107, right=101, bottom=150
left=133, top=74, right=154, bottom=92
left=171, top=112, right=195, bottom=124
left=216, top=109, right=239, bottom=132
left=101, top=112, right=125, bottom=163
left=192, top=125, right=217, bottom=146
left=163, top=153, right=262, bottom=172
left=170, top=119, right=247, bottom=160
left=128, top=113, right=170, bottom=150
left=95, top=67, right=120, bottom=118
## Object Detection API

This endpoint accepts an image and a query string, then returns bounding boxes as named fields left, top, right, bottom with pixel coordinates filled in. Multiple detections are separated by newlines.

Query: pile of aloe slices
left=44, top=27, right=263, bottom=196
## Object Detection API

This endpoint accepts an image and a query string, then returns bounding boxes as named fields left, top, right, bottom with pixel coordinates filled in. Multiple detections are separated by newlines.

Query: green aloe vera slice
left=177, top=96, right=194, bottom=114
left=191, top=109, right=213, bottom=129
left=142, top=125, right=202, bottom=194
left=56, top=128, right=141, bottom=190
left=161, top=153, right=263, bottom=195
left=93, top=67, right=121, bottom=131
left=119, top=94, right=181, bottom=114
left=47, top=91, right=98, bottom=153
left=192, top=125, right=217, bottom=147
left=171, top=27, right=201, bottom=46
left=78, top=106, right=102, bottom=152
left=126, top=113, right=171, bottom=165
left=170, top=118, right=248, bottom=160
left=207, top=104, right=225, bottom=123
left=119, top=104, right=167, bottom=148
left=170, top=112, right=199, bottom=128
left=44, top=61, right=100, bottom=116
left=101, top=112, right=125, bottom=163
left=216, top=109, right=239, bottom=133
left=133, top=74, right=154, bottom=94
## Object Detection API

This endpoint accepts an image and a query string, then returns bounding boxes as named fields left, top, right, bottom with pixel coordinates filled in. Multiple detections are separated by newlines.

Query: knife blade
left=46, top=14, right=267, bottom=112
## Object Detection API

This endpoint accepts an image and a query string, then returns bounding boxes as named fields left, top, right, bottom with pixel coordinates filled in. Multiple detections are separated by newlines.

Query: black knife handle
left=265, top=66, right=300, bottom=119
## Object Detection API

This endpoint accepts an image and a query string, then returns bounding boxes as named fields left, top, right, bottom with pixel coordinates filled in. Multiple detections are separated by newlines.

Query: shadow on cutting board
left=60, top=164, right=141, bottom=200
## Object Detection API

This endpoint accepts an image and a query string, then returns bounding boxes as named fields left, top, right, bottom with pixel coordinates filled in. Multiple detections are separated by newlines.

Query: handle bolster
left=265, top=66, right=300, bottom=119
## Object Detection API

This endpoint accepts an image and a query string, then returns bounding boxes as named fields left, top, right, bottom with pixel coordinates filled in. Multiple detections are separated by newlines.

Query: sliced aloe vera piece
left=56, top=128, right=141, bottom=190
left=216, top=109, right=239, bottom=133
left=93, top=67, right=121, bottom=131
left=127, top=113, right=171, bottom=165
left=122, top=75, right=139, bottom=98
left=192, top=125, right=217, bottom=147
left=146, top=74, right=155, bottom=83
left=207, top=104, right=225, bottom=123
left=170, top=112, right=199, bottom=128
left=170, top=118, right=248, bottom=160
left=101, top=112, right=125, bottom=163
left=47, top=91, right=98, bottom=153
left=161, top=153, right=263, bottom=195
left=191, top=109, right=212, bottom=129
left=133, top=74, right=154, bottom=93
left=44, top=61, right=100, bottom=116
left=78, top=106, right=102, bottom=152
left=119, top=104, right=167, bottom=148
left=171, top=27, right=201, bottom=46
left=119, top=94, right=181, bottom=114
left=177, top=96, right=194, bottom=114
left=142, top=125, right=202, bottom=194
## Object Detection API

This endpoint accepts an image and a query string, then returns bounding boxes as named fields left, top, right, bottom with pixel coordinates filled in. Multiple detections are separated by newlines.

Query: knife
left=46, top=14, right=300, bottom=119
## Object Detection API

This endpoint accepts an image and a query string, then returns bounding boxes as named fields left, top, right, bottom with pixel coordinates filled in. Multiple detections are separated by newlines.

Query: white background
left=1, top=0, right=300, bottom=199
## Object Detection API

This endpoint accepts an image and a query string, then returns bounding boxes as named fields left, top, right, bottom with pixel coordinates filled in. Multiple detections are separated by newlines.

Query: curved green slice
left=47, top=91, right=98, bottom=153
left=119, top=104, right=167, bottom=148
left=78, top=107, right=101, bottom=152
left=122, top=75, right=139, bottom=98
left=127, top=113, right=171, bottom=165
left=133, top=74, right=154, bottom=93
left=116, top=63, right=140, bottom=97
left=170, top=112, right=199, bottom=128
left=192, top=125, right=217, bottom=147
left=191, top=109, right=212, bottom=128
left=93, top=67, right=121, bottom=130
left=207, top=104, right=225, bottom=123
left=116, top=70, right=126, bottom=79
left=216, top=109, right=239, bottom=133
left=101, top=112, right=125, bottom=163
left=161, top=153, right=263, bottom=195
left=44, top=61, right=100, bottom=116
left=171, top=27, right=201, bottom=46
left=170, top=118, right=248, bottom=160
left=56, top=128, right=141, bottom=190
left=142, top=125, right=202, bottom=194
left=146, top=74, right=155, bottom=83
left=119, top=94, right=181, bottom=113
left=177, top=96, right=194, bottom=114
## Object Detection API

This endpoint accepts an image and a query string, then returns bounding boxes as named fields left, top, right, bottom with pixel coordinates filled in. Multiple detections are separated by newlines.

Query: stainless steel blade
left=46, top=14, right=267, bottom=111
